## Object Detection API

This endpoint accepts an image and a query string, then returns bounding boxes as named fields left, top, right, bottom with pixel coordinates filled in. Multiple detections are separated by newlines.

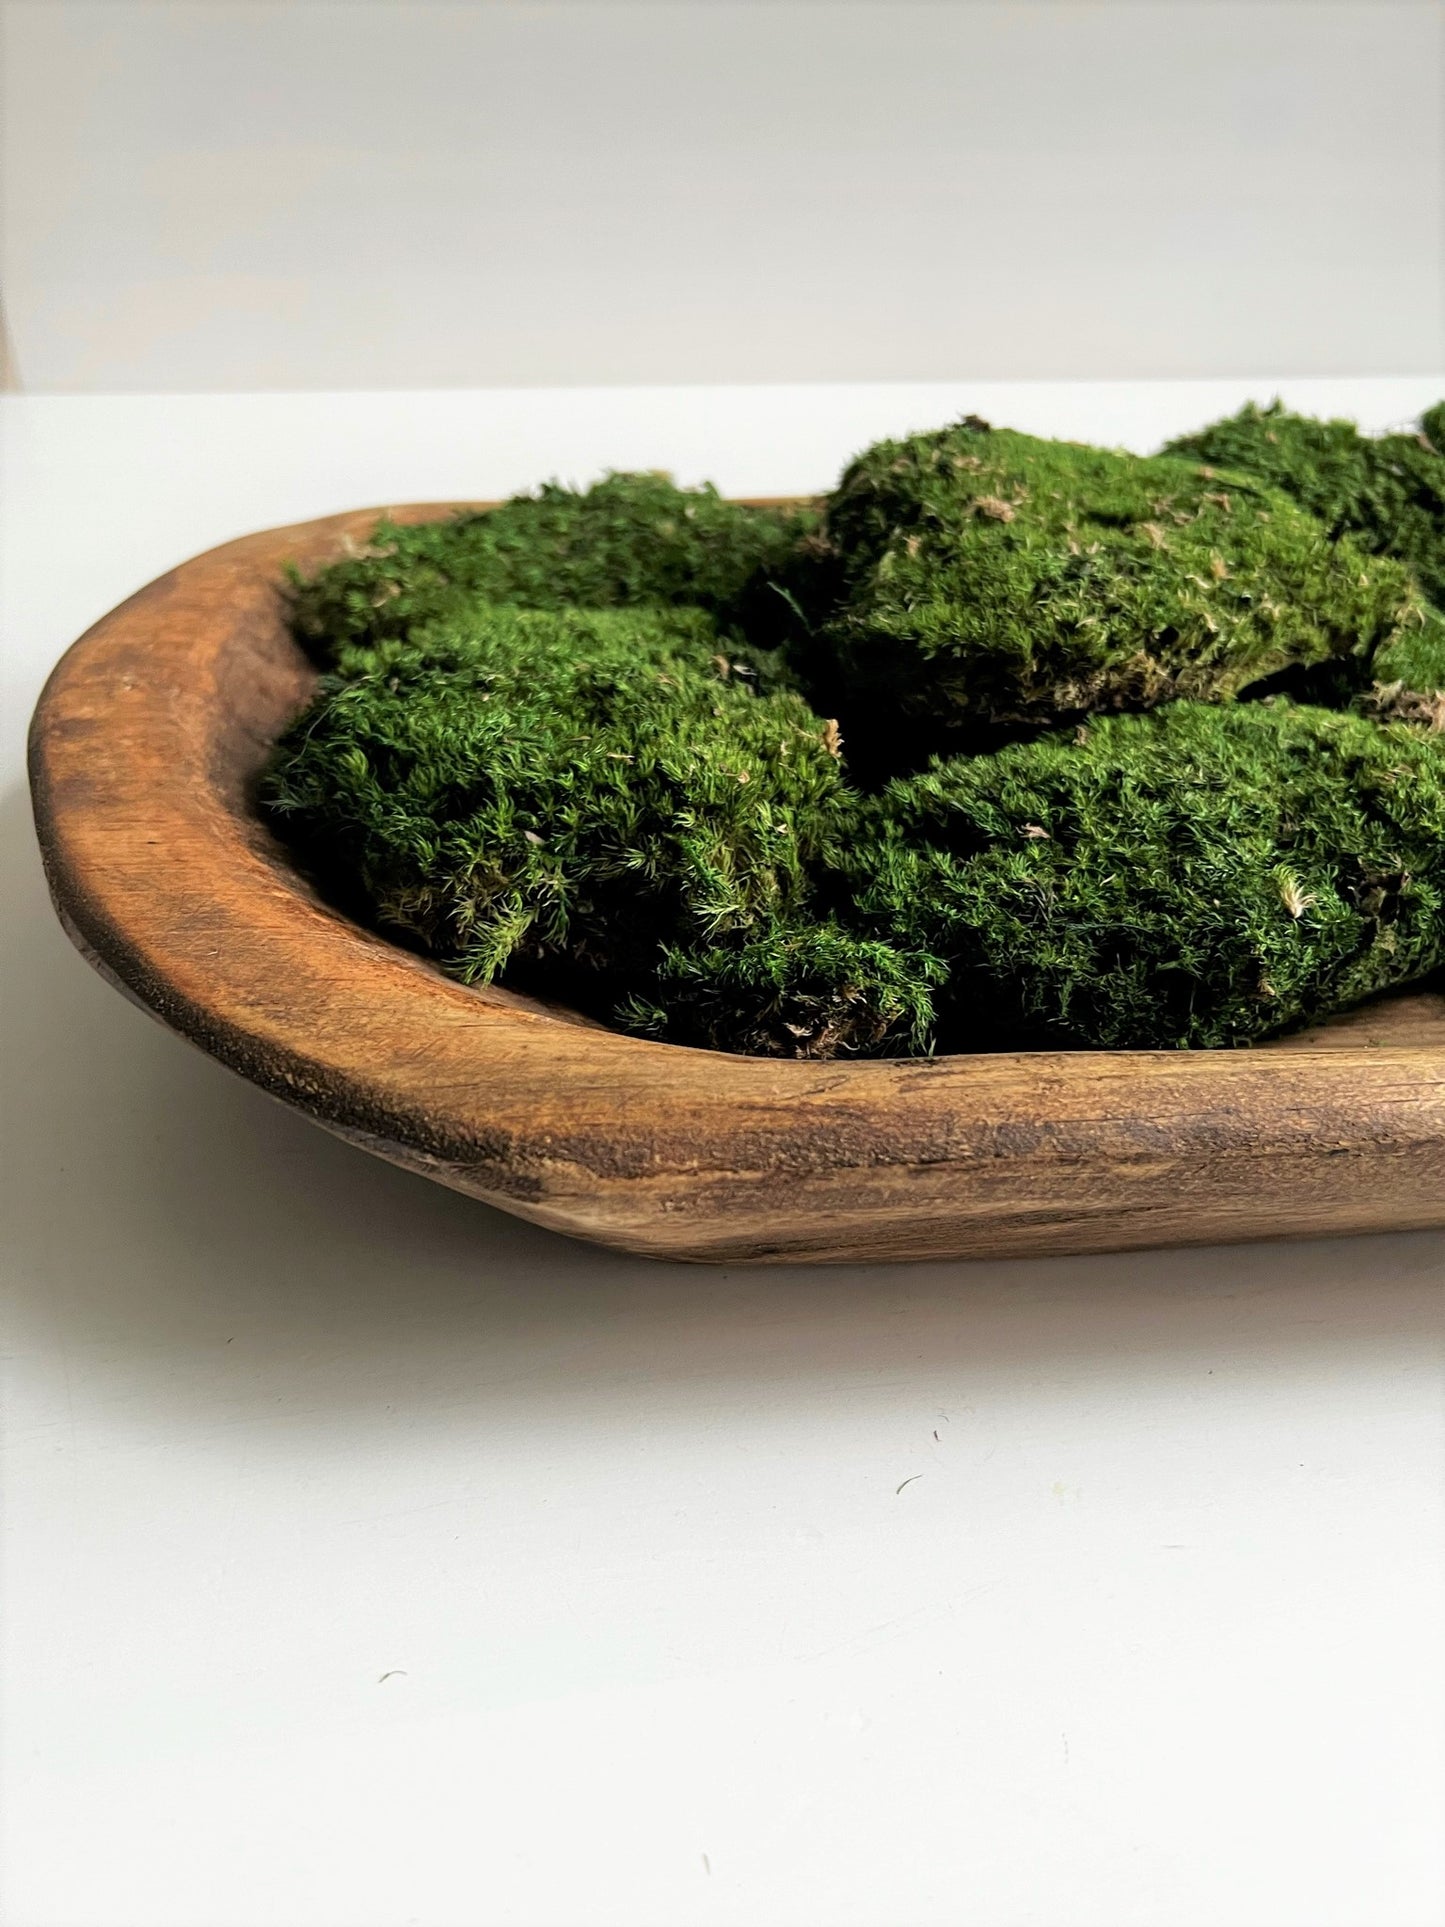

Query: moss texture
left=804, top=419, right=1437, bottom=761
left=1165, top=399, right=1445, bottom=613
left=620, top=920, right=942, bottom=1057
left=264, top=422, right=1445, bottom=1058
left=288, top=473, right=818, bottom=668
left=262, top=604, right=928, bottom=1056
left=855, top=701, right=1445, bottom=1050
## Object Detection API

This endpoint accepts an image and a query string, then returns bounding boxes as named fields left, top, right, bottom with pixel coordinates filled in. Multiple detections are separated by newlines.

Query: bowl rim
left=28, top=504, right=1445, bottom=1263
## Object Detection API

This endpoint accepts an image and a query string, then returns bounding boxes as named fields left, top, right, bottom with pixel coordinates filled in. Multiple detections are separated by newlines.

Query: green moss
left=1369, top=619, right=1445, bottom=699
left=852, top=701, right=1445, bottom=1050
left=1165, top=395, right=1445, bottom=738
left=288, top=473, right=818, bottom=669
left=262, top=430, right=1445, bottom=1058
left=1165, top=399, right=1445, bottom=612
left=619, top=919, right=942, bottom=1057
left=805, top=419, right=1435, bottom=762
left=261, top=603, right=926, bottom=1054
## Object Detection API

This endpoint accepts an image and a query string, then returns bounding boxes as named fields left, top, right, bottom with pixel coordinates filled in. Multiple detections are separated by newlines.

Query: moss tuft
left=287, top=473, right=818, bottom=669
left=804, top=420, right=1435, bottom=764
left=619, top=919, right=943, bottom=1057
left=853, top=701, right=1445, bottom=1050
left=261, top=603, right=924, bottom=1054
left=1165, top=399, right=1445, bottom=611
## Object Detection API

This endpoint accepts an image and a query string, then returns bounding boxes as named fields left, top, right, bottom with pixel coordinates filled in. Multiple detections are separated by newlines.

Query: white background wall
left=3, top=0, right=1442, bottom=394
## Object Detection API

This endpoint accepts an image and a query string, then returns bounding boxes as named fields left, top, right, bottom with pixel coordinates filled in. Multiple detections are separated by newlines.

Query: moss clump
left=289, top=473, right=818, bottom=668
left=619, top=919, right=942, bottom=1057
left=1165, top=399, right=1445, bottom=611
left=805, top=419, right=1435, bottom=760
left=853, top=701, right=1445, bottom=1050
left=263, top=420, right=1445, bottom=1058
left=261, top=603, right=925, bottom=1055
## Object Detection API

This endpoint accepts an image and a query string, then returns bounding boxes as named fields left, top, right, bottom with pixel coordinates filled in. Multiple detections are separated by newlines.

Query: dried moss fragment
left=288, top=473, right=818, bottom=669
left=261, top=604, right=924, bottom=1054
left=853, top=701, right=1445, bottom=1050
left=1165, top=399, right=1445, bottom=611
left=806, top=420, right=1435, bottom=763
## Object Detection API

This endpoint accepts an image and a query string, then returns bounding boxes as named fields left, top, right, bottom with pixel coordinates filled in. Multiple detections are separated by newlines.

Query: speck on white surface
left=3, top=383, right=1444, bottom=1927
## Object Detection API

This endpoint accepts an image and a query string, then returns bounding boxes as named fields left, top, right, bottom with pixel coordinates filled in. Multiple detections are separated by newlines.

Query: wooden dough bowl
left=28, top=505, right=1445, bottom=1264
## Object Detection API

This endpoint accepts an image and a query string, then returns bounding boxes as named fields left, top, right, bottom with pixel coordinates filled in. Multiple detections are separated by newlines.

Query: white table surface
left=4, top=379, right=1445, bottom=1927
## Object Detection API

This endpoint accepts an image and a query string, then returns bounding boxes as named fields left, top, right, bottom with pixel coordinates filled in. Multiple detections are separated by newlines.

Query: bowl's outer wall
left=27, top=507, right=1445, bottom=1263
